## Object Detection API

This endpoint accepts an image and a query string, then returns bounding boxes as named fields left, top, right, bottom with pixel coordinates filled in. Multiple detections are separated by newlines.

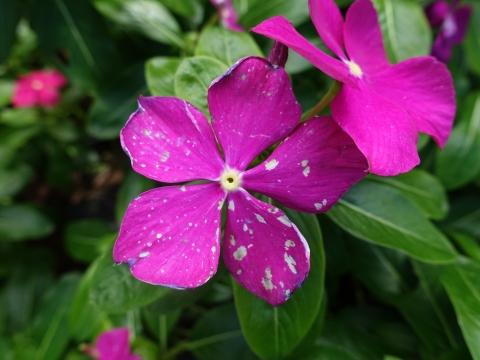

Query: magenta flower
left=425, top=0, right=472, bottom=62
left=12, top=69, right=67, bottom=108
left=83, top=328, right=140, bottom=360
left=209, top=0, right=244, bottom=32
left=252, top=0, right=456, bottom=176
left=113, top=56, right=368, bottom=306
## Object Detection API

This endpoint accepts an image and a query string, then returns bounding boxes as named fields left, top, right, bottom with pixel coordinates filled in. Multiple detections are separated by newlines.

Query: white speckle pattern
left=277, top=215, right=292, bottom=227
left=314, top=203, right=322, bottom=210
left=179, top=186, right=186, bottom=192
left=303, top=166, right=310, bottom=177
left=323, top=199, right=327, bottom=206
left=139, top=251, right=150, bottom=258
left=243, top=224, right=248, bottom=231
left=228, top=200, right=235, bottom=211
left=156, top=233, right=162, bottom=239
left=211, top=246, right=216, bottom=253
left=230, top=235, right=236, bottom=245
left=255, top=213, right=266, bottom=224
left=285, top=240, right=295, bottom=248
left=265, top=159, right=279, bottom=170
left=284, top=253, right=298, bottom=274
left=237, top=269, right=242, bottom=275
left=233, top=246, right=247, bottom=260
left=301, top=160, right=308, bottom=167
left=262, top=268, right=275, bottom=290
left=218, top=199, right=225, bottom=210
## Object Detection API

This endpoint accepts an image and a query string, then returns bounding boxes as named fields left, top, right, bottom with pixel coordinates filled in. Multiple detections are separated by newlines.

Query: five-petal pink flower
left=252, top=0, right=456, bottom=176
left=83, top=328, right=141, bottom=360
left=209, top=0, right=244, bottom=32
left=425, top=0, right=472, bottom=62
left=113, top=56, right=368, bottom=306
left=12, top=69, right=67, bottom=108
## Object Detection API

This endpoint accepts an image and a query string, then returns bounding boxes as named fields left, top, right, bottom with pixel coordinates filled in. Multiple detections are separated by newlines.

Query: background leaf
left=145, top=57, right=181, bottom=97
left=0, top=205, right=54, bottom=242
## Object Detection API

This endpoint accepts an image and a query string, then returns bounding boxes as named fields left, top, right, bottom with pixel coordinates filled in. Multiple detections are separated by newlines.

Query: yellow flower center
left=220, top=170, right=241, bottom=191
left=345, top=61, right=363, bottom=78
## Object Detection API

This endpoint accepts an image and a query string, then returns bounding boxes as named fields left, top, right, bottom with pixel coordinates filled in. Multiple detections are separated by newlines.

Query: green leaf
left=441, top=257, right=480, bottom=360
left=92, top=0, right=184, bottom=48
left=372, top=0, right=431, bottom=63
left=0, top=205, right=55, bottom=242
left=0, top=80, right=14, bottom=107
left=436, top=93, right=480, bottom=190
left=64, top=219, right=113, bottom=263
left=87, top=63, right=147, bottom=140
left=115, top=169, right=155, bottom=224
left=233, top=209, right=325, bottom=359
left=190, top=304, right=255, bottom=360
left=0, top=164, right=32, bottom=200
left=327, top=180, right=457, bottom=263
left=69, top=260, right=107, bottom=342
left=174, top=56, right=228, bottom=116
left=90, top=252, right=170, bottom=313
left=464, top=2, right=480, bottom=76
left=0, top=1, right=21, bottom=62
left=158, top=0, right=202, bottom=18
left=145, top=57, right=181, bottom=97
left=0, top=108, right=38, bottom=127
left=195, top=26, right=263, bottom=66
left=30, top=0, right=121, bottom=91
left=369, top=169, right=449, bottom=220
left=236, top=0, right=310, bottom=29
left=448, top=231, right=480, bottom=263
left=31, top=273, right=81, bottom=360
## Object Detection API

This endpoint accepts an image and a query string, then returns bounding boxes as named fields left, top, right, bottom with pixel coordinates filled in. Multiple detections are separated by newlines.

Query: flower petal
left=331, top=83, right=419, bottom=176
left=251, top=17, right=358, bottom=88
left=308, top=0, right=346, bottom=59
left=426, top=0, right=449, bottom=27
left=114, top=183, right=226, bottom=289
left=38, top=88, right=60, bottom=107
left=242, top=116, right=368, bottom=213
left=210, top=0, right=244, bottom=32
left=449, top=6, right=472, bottom=44
left=96, top=328, right=131, bottom=359
left=121, top=96, right=225, bottom=183
left=37, top=70, right=67, bottom=88
left=223, top=189, right=310, bottom=306
left=12, top=84, right=37, bottom=108
left=370, top=56, right=456, bottom=147
left=344, top=0, right=390, bottom=74
left=208, top=56, right=301, bottom=171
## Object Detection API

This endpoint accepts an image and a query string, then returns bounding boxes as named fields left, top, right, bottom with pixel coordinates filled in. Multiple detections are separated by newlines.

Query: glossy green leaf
left=90, top=252, right=170, bottom=313
left=0, top=164, right=32, bottom=200
left=174, top=56, right=228, bottom=115
left=115, top=169, right=155, bottom=224
left=0, top=205, right=54, bottom=242
left=0, top=1, right=21, bottom=62
left=436, top=93, right=480, bottom=190
left=233, top=209, right=324, bottom=359
left=30, top=0, right=121, bottom=91
left=190, top=304, right=255, bottom=360
left=448, top=231, right=480, bottom=262
left=87, top=63, right=147, bottom=140
left=195, top=26, right=263, bottom=66
left=145, top=57, right=181, bottom=97
left=0, top=108, right=38, bottom=127
left=464, top=2, right=480, bottom=76
left=236, top=0, right=310, bottom=28
left=369, top=169, right=449, bottom=220
left=441, top=257, right=480, bottom=360
left=92, top=0, right=184, bottom=48
left=372, top=0, right=431, bottom=63
left=64, top=219, right=113, bottom=263
left=69, top=260, right=107, bottom=342
left=158, top=0, right=201, bottom=18
left=327, top=180, right=457, bottom=263
left=31, top=273, right=81, bottom=360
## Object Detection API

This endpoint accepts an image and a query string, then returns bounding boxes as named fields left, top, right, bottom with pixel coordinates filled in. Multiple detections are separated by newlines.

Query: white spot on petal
left=301, top=160, right=308, bottom=167
left=211, top=246, right=216, bottom=253
left=237, top=269, right=242, bottom=275
left=218, top=199, right=225, bottom=210
left=243, top=224, right=248, bottom=232
left=139, top=251, right=150, bottom=258
left=303, top=166, right=310, bottom=177
left=228, top=200, right=235, bottom=211
left=255, top=213, right=266, bottom=224
left=265, top=159, right=279, bottom=170
left=262, top=268, right=275, bottom=290
left=157, top=233, right=162, bottom=239
left=179, top=186, right=186, bottom=192
left=285, top=240, right=295, bottom=248
left=322, top=199, right=327, bottom=206
left=314, top=203, right=323, bottom=210
left=234, top=246, right=247, bottom=260
left=284, top=253, right=298, bottom=274
left=230, top=235, right=236, bottom=245
left=277, top=215, right=292, bottom=227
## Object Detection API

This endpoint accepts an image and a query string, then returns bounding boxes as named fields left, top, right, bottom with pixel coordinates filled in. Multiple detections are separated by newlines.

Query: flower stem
left=302, top=80, right=342, bottom=122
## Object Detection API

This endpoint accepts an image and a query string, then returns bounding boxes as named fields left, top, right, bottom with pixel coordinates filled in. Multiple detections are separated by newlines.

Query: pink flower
left=113, top=56, right=368, bottom=306
left=426, top=0, right=472, bottom=62
left=12, top=69, right=67, bottom=108
left=83, top=328, right=141, bottom=360
left=209, top=0, right=244, bottom=32
left=252, top=0, right=456, bottom=176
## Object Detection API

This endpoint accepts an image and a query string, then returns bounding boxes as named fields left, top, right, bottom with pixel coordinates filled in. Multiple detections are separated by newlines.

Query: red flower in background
left=12, top=69, right=67, bottom=108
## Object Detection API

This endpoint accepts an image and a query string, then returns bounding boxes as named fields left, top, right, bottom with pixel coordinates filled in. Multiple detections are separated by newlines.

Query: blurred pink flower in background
left=209, top=0, right=244, bottom=32
left=83, top=328, right=141, bottom=360
left=425, top=0, right=472, bottom=62
left=12, top=69, right=67, bottom=108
